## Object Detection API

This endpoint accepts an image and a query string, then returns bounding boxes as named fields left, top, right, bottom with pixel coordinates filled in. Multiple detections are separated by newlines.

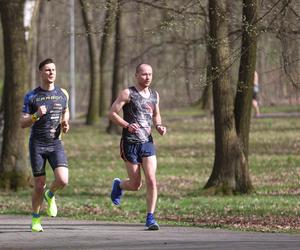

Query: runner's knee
left=59, top=179, right=68, bottom=188
left=56, top=176, right=68, bottom=188
left=54, top=166, right=68, bottom=188
left=146, top=177, right=156, bottom=190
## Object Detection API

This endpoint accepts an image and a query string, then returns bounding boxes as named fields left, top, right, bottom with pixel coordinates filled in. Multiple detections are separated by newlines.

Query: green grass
left=261, top=104, right=300, bottom=113
left=0, top=106, right=300, bottom=232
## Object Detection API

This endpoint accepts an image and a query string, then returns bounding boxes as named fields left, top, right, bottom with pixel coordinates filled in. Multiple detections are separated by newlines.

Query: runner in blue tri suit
left=20, top=58, right=70, bottom=232
left=109, top=63, right=167, bottom=230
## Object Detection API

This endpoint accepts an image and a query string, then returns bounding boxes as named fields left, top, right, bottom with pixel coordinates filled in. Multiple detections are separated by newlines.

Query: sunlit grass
left=261, top=104, right=300, bottom=113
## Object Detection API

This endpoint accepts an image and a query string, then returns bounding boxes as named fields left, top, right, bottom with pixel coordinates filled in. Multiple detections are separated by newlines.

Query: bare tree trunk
left=277, top=0, right=299, bottom=89
left=99, top=0, right=116, bottom=117
left=80, top=0, right=100, bottom=125
left=235, top=0, right=257, bottom=156
left=200, top=14, right=213, bottom=116
left=106, top=0, right=122, bottom=134
left=183, top=44, right=192, bottom=104
left=201, top=64, right=213, bottom=115
left=204, top=0, right=253, bottom=194
left=233, top=0, right=257, bottom=192
left=0, top=0, right=30, bottom=190
left=201, top=24, right=213, bottom=116
left=27, top=0, right=41, bottom=90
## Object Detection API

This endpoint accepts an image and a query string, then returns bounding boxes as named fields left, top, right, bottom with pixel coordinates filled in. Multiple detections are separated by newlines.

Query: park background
left=0, top=0, right=299, bottom=232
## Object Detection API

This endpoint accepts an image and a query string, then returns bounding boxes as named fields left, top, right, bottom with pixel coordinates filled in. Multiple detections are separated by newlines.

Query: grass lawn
left=0, top=106, right=299, bottom=233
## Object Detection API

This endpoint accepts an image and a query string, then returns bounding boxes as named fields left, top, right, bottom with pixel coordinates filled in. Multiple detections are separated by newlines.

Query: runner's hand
left=62, top=120, right=69, bottom=133
left=38, top=105, right=47, bottom=117
left=156, top=125, right=166, bottom=136
left=127, top=123, right=140, bottom=133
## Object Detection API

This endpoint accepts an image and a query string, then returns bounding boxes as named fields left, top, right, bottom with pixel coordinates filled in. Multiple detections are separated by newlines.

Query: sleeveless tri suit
left=120, top=86, right=158, bottom=164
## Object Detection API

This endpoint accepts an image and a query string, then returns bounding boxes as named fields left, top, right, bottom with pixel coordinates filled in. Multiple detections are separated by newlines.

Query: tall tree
left=204, top=0, right=255, bottom=194
left=234, top=0, right=258, bottom=160
left=201, top=16, right=213, bottom=115
left=201, top=64, right=213, bottom=115
left=99, top=0, right=116, bottom=117
left=80, top=0, right=100, bottom=125
left=26, top=0, right=41, bottom=90
left=276, top=0, right=299, bottom=88
left=0, top=0, right=30, bottom=190
left=106, top=0, right=122, bottom=134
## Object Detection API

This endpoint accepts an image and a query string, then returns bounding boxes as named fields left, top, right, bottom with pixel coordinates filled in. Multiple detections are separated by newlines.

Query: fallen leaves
left=163, top=214, right=300, bottom=232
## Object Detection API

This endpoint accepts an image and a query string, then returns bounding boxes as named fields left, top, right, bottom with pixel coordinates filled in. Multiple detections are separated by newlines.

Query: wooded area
left=0, top=0, right=299, bottom=191
left=0, top=0, right=299, bottom=112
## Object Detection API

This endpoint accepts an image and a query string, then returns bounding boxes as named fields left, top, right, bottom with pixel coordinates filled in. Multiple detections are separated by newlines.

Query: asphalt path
left=0, top=215, right=299, bottom=249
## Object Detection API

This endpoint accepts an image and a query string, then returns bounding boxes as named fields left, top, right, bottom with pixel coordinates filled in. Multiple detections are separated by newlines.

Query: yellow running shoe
left=31, top=217, right=43, bottom=232
left=44, top=189, right=57, bottom=217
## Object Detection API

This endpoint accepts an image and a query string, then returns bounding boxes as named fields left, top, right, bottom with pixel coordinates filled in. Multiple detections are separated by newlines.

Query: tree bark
left=99, top=0, right=116, bottom=117
left=235, top=0, right=257, bottom=151
left=201, top=64, right=213, bottom=115
left=27, top=0, right=41, bottom=90
left=233, top=0, right=257, bottom=192
left=204, top=0, right=253, bottom=194
left=80, top=0, right=100, bottom=125
left=0, top=0, right=30, bottom=190
left=106, top=0, right=122, bottom=134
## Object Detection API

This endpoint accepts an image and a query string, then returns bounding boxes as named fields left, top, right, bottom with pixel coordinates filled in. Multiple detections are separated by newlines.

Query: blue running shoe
left=111, top=178, right=123, bottom=205
left=145, top=214, right=160, bottom=230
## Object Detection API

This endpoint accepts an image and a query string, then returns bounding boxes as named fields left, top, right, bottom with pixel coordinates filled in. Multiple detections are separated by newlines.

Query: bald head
left=135, top=63, right=153, bottom=88
left=135, top=63, right=152, bottom=74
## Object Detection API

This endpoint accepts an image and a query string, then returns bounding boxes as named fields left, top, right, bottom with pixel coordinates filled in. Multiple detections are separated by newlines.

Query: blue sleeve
left=22, top=92, right=32, bottom=114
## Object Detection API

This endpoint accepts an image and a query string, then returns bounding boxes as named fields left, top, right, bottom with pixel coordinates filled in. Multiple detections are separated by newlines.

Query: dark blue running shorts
left=29, top=139, right=68, bottom=177
left=120, top=139, right=156, bottom=164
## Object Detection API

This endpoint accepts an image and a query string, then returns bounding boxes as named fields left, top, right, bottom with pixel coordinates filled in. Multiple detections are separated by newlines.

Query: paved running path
left=0, top=215, right=299, bottom=249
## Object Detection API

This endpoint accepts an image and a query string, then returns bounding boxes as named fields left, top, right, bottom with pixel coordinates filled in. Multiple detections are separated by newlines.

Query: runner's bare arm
left=20, top=105, right=47, bottom=129
left=62, top=107, right=70, bottom=133
left=109, top=89, right=131, bottom=128
left=153, top=93, right=166, bottom=136
left=61, top=88, right=70, bottom=133
left=20, top=113, right=34, bottom=128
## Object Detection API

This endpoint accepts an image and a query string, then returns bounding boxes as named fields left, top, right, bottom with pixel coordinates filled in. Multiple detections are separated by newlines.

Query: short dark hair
left=39, top=58, right=54, bottom=70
